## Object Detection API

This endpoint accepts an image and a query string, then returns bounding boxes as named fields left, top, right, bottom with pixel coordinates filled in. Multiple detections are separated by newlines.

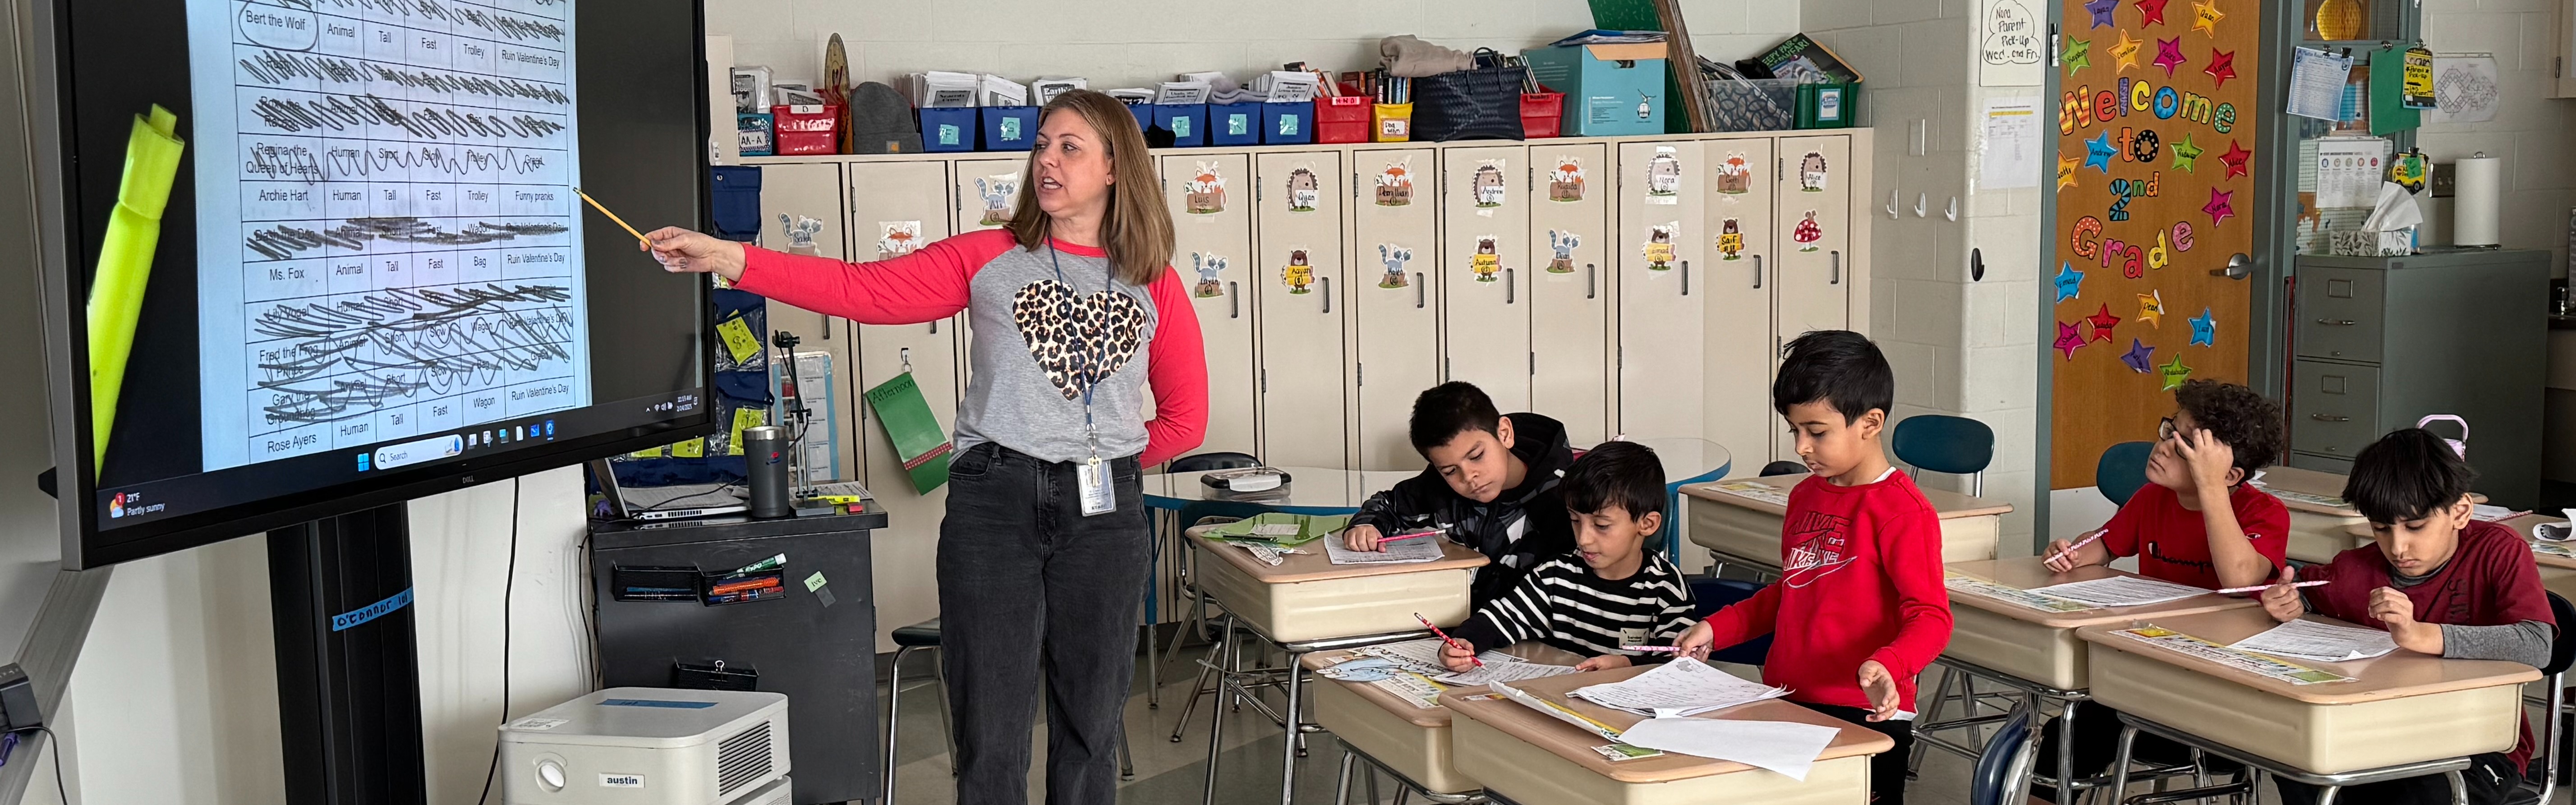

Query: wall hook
left=1912, top=193, right=1928, bottom=218
left=1886, top=190, right=1900, bottom=220
left=1944, top=197, right=1960, bottom=221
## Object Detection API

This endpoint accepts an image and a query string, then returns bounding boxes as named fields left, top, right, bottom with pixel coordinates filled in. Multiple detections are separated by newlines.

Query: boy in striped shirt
left=1439, top=441, right=1697, bottom=672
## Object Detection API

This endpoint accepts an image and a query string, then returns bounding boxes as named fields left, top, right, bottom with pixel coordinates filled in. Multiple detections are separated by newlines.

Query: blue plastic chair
left=1891, top=414, right=1996, bottom=496
left=2096, top=441, right=2156, bottom=507
left=1688, top=579, right=1775, bottom=666
left=1759, top=460, right=1808, bottom=477
left=1969, top=706, right=2036, bottom=805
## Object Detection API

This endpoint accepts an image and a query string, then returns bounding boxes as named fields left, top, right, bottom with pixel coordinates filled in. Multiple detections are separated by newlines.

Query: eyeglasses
left=2157, top=417, right=2178, bottom=442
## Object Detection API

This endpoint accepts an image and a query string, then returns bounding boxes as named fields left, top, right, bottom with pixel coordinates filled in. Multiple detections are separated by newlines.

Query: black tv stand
left=269, top=502, right=428, bottom=805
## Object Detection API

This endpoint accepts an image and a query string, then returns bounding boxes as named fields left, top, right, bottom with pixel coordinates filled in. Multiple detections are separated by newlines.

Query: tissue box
left=2331, top=228, right=2415, bottom=257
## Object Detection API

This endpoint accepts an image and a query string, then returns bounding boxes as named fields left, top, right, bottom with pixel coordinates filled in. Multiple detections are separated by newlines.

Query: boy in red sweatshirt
left=1675, top=330, right=1952, bottom=805
left=2258, top=428, right=2556, bottom=805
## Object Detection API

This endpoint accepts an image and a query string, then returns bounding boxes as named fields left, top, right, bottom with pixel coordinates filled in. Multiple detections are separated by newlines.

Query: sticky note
left=727, top=407, right=765, bottom=455
left=716, top=315, right=762, bottom=365
left=672, top=437, right=706, bottom=458
left=803, top=571, right=828, bottom=593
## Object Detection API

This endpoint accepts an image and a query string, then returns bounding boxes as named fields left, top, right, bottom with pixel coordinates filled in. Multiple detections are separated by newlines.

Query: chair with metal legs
left=882, top=619, right=956, bottom=805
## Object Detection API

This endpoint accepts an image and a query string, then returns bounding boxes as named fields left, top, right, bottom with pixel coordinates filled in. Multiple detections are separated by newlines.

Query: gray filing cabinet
left=2287, top=250, right=2549, bottom=507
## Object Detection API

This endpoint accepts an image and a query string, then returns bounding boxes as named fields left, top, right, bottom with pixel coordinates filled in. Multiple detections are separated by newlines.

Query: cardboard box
left=1521, top=42, right=1667, bottom=137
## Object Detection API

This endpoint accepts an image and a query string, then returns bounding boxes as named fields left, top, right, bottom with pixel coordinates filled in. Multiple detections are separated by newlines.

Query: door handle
left=1228, top=281, right=1240, bottom=319
left=1322, top=276, right=1332, bottom=314
left=1586, top=263, right=1596, bottom=299
left=2313, top=318, right=2356, bottom=326
left=1416, top=273, right=1426, bottom=308
left=2309, top=414, right=2351, bottom=422
left=1505, top=267, right=1515, bottom=304
left=1680, top=260, right=1691, bottom=296
left=1829, top=251, right=1841, bottom=285
left=2211, top=253, right=2253, bottom=280
left=1753, top=255, right=1764, bottom=289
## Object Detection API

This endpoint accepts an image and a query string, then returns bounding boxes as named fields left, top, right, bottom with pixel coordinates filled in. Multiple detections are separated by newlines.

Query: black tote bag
left=1412, top=49, right=1527, bottom=141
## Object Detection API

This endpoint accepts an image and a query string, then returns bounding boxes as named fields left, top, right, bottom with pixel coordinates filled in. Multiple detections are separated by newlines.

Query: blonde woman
left=645, top=89, right=1206, bottom=805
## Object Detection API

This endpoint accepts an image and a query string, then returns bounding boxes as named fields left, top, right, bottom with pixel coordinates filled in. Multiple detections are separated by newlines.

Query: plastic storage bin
left=980, top=106, right=1040, bottom=151
left=1372, top=102, right=1414, bottom=142
left=1134, top=103, right=1207, bottom=147
left=920, top=107, right=977, bottom=152
left=1705, top=79, right=1801, bottom=132
left=1316, top=97, right=1371, bottom=143
left=1521, top=41, right=1667, bottom=136
left=1209, top=102, right=1263, bottom=146
left=1262, top=101, right=1314, bottom=145
left=1518, top=92, right=1564, bottom=138
left=771, top=104, right=840, bottom=155
left=736, top=113, right=773, bottom=156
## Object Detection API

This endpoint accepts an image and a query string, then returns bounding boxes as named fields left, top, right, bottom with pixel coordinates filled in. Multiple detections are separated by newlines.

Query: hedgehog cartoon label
left=1643, top=224, right=1677, bottom=271
left=1716, top=152, right=1753, bottom=195
left=1472, top=160, right=1509, bottom=207
left=1191, top=252, right=1228, bottom=298
left=1717, top=219, right=1745, bottom=260
left=1375, top=159, right=1415, bottom=206
left=1794, top=211, right=1823, bottom=252
left=1376, top=244, right=1413, bottom=289
left=1286, top=166, right=1320, bottom=212
left=1283, top=249, right=1315, bottom=294
left=1645, top=148, right=1682, bottom=200
left=1546, top=230, right=1581, bottom=273
left=877, top=221, right=921, bottom=260
left=975, top=174, right=1019, bottom=226
left=1799, top=152, right=1829, bottom=192
left=1470, top=236, right=1502, bottom=282
left=1547, top=158, right=1587, bottom=201
left=1184, top=162, right=1229, bottom=214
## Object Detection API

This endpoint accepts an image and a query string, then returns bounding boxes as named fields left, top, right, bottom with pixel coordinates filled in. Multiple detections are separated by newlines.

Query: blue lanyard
left=1046, top=244, right=1104, bottom=456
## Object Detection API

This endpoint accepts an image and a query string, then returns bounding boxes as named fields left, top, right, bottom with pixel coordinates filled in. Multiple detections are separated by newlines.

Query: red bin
left=1519, top=92, right=1564, bottom=139
left=1316, top=96, right=1371, bottom=144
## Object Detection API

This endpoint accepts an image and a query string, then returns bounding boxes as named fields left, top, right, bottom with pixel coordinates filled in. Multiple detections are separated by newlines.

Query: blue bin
left=1261, top=101, right=1314, bottom=145
left=1209, top=102, right=1263, bottom=146
left=980, top=106, right=1040, bottom=152
left=1152, top=104, right=1207, bottom=147
left=920, top=107, right=977, bottom=152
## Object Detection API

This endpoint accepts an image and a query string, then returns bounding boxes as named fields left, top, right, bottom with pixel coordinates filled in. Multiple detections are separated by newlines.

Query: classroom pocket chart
left=189, top=0, right=590, bottom=471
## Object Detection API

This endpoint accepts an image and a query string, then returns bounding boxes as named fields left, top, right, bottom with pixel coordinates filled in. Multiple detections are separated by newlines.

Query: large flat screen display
left=38, top=0, right=713, bottom=567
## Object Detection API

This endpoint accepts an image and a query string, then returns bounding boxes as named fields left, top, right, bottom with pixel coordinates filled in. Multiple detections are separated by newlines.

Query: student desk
left=2264, top=466, right=2487, bottom=564
left=1185, top=524, right=1488, bottom=805
left=1438, top=665, right=1897, bottom=805
left=1300, top=643, right=1585, bottom=801
left=1681, top=473, right=2015, bottom=575
left=1925, top=558, right=2263, bottom=801
left=2078, top=608, right=2537, bottom=781
left=2349, top=513, right=2576, bottom=601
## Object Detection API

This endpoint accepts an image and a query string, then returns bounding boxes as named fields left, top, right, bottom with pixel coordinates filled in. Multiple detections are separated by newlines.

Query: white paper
left=1031, top=77, right=1088, bottom=105
left=1436, top=659, right=1581, bottom=685
left=2361, top=182, right=2422, bottom=232
left=1357, top=639, right=1454, bottom=674
left=1153, top=81, right=1212, bottom=106
left=2471, top=504, right=2527, bottom=523
left=2314, top=138, right=2392, bottom=209
left=1616, top=718, right=1840, bottom=781
left=910, top=71, right=980, bottom=108
left=2228, top=618, right=2399, bottom=662
left=1978, top=97, right=2041, bottom=190
left=1237, top=543, right=1288, bottom=566
left=2025, top=575, right=2209, bottom=607
left=2428, top=55, right=2500, bottom=124
left=1569, top=658, right=1789, bottom=718
left=1709, top=480, right=1790, bottom=506
left=1976, top=0, right=2044, bottom=87
left=2288, top=47, right=2355, bottom=120
left=1370, top=673, right=1448, bottom=709
left=1325, top=535, right=1445, bottom=565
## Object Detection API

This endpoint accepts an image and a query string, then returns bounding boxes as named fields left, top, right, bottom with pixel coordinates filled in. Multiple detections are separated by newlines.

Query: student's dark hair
left=2342, top=428, right=2478, bottom=524
left=2172, top=379, right=2284, bottom=477
left=1408, top=382, right=1503, bottom=453
left=1772, top=330, right=1893, bottom=423
left=1562, top=442, right=1668, bottom=520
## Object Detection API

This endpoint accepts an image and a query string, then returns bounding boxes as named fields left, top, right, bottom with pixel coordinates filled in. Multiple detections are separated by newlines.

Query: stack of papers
left=1435, top=658, right=1579, bottom=686
left=1356, top=639, right=1453, bottom=675
left=1324, top=534, right=1445, bottom=565
left=2026, top=576, right=2209, bottom=607
left=907, top=71, right=980, bottom=108
left=2268, top=488, right=2351, bottom=511
left=2472, top=504, right=2530, bottom=522
left=1569, top=658, right=1788, bottom=718
left=2228, top=619, right=2399, bottom=662
left=1152, top=81, right=1211, bottom=106
left=1251, top=71, right=1321, bottom=103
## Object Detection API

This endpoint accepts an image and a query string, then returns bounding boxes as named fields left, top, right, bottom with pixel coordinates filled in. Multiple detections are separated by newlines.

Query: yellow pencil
left=572, top=186, right=649, bottom=247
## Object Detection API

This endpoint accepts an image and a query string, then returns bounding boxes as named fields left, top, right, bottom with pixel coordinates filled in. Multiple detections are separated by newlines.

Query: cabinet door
left=1162, top=153, right=1259, bottom=459
left=1527, top=143, right=1611, bottom=446
left=844, top=160, right=961, bottom=651
left=1702, top=138, right=1778, bottom=467
left=1772, top=135, right=1853, bottom=460
left=1440, top=145, right=1533, bottom=415
left=952, top=157, right=1027, bottom=235
left=753, top=162, right=859, bottom=478
left=1614, top=141, right=1709, bottom=442
left=1349, top=147, right=1441, bottom=470
left=1255, top=151, right=1349, bottom=470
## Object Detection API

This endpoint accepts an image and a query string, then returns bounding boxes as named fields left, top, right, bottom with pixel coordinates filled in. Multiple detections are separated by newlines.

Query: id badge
left=1077, top=457, right=1117, bottom=516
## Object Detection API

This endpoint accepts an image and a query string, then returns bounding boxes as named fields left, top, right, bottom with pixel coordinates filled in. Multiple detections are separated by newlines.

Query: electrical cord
left=636, top=482, right=742, bottom=512
left=474, top=478, right=522, bottom=805
left=11, top=727, right=69, bottom=804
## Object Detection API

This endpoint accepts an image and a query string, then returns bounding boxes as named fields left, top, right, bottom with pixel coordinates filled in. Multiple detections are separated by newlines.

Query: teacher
left=644, top=89, right=1208, bottom=805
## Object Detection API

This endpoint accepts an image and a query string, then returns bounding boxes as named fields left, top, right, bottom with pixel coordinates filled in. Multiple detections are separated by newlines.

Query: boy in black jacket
left=1343, top=382, right=1577, bottom=607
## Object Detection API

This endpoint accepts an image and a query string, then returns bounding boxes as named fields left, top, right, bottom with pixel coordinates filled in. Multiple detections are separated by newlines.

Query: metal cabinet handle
left=1228, top=281, right=1240, bottom=319
left=929, top=319, right=938, bottom=334
left=2314, top=318, right=2356, bottom=326
left=1753, top=255, right=1764, bottom=290
left=1585, top=263, right=1596, bottom=299
left=1416, top=273, right=1426, bottom=308
left=1321, top=276, right=1332, bottom=314
left=2310, top=414, right=2351, bottom=422
left=1505, top=267, right=1515, bottom=304
left=1830, top=251, right=1842, bottom=285
left=1680, top=260, right=1691, bottom=297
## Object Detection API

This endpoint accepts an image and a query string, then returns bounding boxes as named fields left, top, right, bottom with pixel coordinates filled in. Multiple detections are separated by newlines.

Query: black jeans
left=2274, top=752, right=2521, bottom=805
left=938, top=443, right=1150, bottom=805
left=1797, top=702, right=1915, bottom=805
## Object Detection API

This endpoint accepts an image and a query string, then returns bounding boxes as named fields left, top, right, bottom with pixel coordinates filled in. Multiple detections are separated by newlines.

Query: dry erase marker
left=1414, top=612, right=1483, bottom=668
left=573, top=186, right=651, bottom=247
left=2045, top=529, right=2109, bottom=566
left=2213, top=580, right=2331, bottom=595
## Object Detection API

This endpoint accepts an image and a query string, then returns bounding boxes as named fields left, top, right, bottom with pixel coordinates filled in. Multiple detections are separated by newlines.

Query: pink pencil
left=1624, top=645, right=1686, bottom=653
left=2213, top=580, right=2330, bottom=595
left=2045, top=529, right=2109, bottom=566
left=1380, top=529, right=1441, bottom=543
left=1414, top=612, right=1484, bottom=668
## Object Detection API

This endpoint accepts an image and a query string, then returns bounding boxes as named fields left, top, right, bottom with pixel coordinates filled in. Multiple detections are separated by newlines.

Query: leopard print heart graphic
left=1011, top=279, right=1146, bottom=401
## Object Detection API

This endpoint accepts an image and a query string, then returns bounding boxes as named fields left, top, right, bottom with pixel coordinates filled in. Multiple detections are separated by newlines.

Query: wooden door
left=1348, top=147, right=1441, bottom=470
left=1441, top=145, right=1534, bottom=414
left=952, top=157, right=1026, bottom=235
left=1255, top=151, right=1350, bottom=470
left=2050, top=0, right=2259, bottom=488
left=844, top=160, right=961, bottom=651
left=1162, top=153, right=1260, bottom=460
left=1527, top=143, right=1612, bottom=446
left=750, top=162, right=858, bottom=480
left=1615, top=141, right=1710, bottom=442
left=1701, top=138, right=1777, bottom=466
left=1773, top=134, right=1854, bottom=459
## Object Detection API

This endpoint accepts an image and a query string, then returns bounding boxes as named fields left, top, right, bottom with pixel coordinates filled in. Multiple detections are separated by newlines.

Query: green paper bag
left=864, top=371, right=952, bottom=493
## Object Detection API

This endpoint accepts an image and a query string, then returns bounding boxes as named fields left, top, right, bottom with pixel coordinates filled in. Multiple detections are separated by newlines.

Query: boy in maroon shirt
left=1676, top=331, right=1952, bottom=805
left=2258, top=428, right=2556, bottom=805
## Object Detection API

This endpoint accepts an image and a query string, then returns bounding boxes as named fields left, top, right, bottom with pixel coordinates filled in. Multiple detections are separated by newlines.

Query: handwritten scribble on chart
left=251, top=283, right=575, bottom=424
left=238, top=49, right=572, bottom=106
left=250, top=94, right=567, bottom=141
left=244, top=216, right=568, bottom=260
left=245, top=143, right=554, bottom=183
left=290, top=0, right=568, bottom=42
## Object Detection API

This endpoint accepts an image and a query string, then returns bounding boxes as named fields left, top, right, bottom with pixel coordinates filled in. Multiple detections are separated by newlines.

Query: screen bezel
left=33, top=0, right=720, bottom=569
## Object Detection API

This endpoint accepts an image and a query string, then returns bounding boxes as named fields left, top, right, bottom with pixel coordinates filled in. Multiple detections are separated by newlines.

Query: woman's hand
left=644, top=227, right=748, bottom=281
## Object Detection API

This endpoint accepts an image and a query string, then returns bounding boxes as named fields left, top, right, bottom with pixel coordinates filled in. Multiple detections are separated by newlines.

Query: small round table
left=1142, top=467, right=1423, bottom=515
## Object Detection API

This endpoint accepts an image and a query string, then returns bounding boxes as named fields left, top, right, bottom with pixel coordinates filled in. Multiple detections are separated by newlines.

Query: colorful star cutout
left=2122, top=339, right=2157, bottom=373
left=2087, top=303, right=2122, bottom=343
left=2159, top=354, right=2193, bottom=391
left=2218, top=140, right=2253, bottom=179
left=2064, top=37, right=2094, bottom=74
left=2169, top=133, right=2204, bottom=172
left=2203, top=188, right=2235, bottom=226
left=2054, top=262, right=2086, bottom=302
left=2135, top=0, right=2171, bottom=27
left=2057, top=155, right=2080, bottom=192
left=2084, top=131, right=2119, bottom=173
left=2204, top=50, right=2236, bottom=88
left=2153, top=37, right=2187, bottom=76
left=2056, top=322, right=2088, bottom=360
left=2189, top=308, right=2217, bottom=346
left=2137, top=290, right=2166, bottom=328
left=2190, top=0, right=2225, bottom=36
left=2084, top=0, right=2120, bottom=28
left=2111, top=31, right=2144, bottom=72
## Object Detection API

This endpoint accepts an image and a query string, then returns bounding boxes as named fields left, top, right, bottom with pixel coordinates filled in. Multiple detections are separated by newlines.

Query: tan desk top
left=1301, top=643, right=1588, bottom=728
left=2340, top=514, right=2576, bottom=571
left=2073, top=608, right=2540, bottom=705
left=1187, top=524, right=1489, bottom=584
left=1946, top=558, right=2263, bottom=628
left=1681, top=473, right=2015, bottom=519
left=1436, top=665, right=1895, bottom=784
left=2258, top=467, right=2362, bottom=516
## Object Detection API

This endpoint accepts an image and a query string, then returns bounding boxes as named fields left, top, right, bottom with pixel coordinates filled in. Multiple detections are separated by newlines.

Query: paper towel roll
left=2454, top=155, right=2502, bottom=247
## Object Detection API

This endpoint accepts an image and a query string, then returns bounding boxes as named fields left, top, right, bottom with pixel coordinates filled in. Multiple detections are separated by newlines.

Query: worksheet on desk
left=1324, top=534, right=1444, bottom=565
left=187, top=0, right=592, bottom=470
left=2025, top=575, right=2207, bottom=607
left=2228, top=618, right=2398, bottom=662
left=1569, top=658, right=1787, bottom=718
